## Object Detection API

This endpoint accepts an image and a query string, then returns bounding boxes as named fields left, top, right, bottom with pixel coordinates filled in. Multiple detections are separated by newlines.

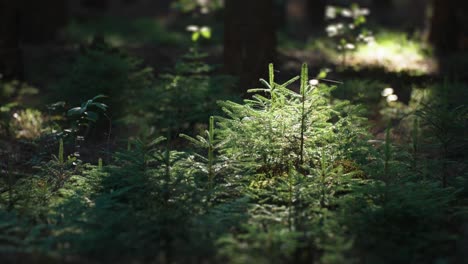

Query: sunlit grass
left=349, top=32, right=435, bottom=74
left=301, top=32, right=435, bottom=74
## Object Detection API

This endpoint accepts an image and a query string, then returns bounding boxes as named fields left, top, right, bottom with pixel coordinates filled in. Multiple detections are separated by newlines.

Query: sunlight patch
left=347, top=32, right=436, bottom=74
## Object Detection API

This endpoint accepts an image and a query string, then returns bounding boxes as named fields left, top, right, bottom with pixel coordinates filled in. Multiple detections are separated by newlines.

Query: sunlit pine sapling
left=295, top=63, right=320, bottom=170
left=180, top=116, right=219, bottom=190
left=54, top=138, right=66, bottom=183
left=246, top=63, right=300, bottom=175
left=220, top=63, right=338, bottom=178
left=42, top=138, right=79, bottom=190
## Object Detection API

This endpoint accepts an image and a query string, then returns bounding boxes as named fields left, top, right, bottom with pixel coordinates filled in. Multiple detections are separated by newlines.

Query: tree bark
left=428, top=0, right=462, bottom=54
left=374, top=0, right=393, bottom=8
left=274, top=0, right=287, bottom=30
left=19, top=0, right=69, bottom=43
left=81, top=0, right=108, bottom=10
left=224, top=0, right=276, bottom=95
left=373, top=0, right=393, bottom=26
left=0, top=0, right=23, bottom=80
left=306, top=0, right=326, bottom=31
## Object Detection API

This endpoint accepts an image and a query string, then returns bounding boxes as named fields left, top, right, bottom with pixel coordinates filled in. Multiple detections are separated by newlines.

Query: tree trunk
left=19, top=0, right=69, bottom=43
left=224, top=0, right=276, bottom=95
left=373, top=0, right=393, bottom=26
left=428, top=0, right=461, bottom=54
left=0, top=0, right=23, bottom=80
left=374, top=0, right=393, bottom=8
left=274, top=0, right=287, bottom=30
left=306, top=0, right=326, bottom=31
left=406, top=0, right=429, bottom=34
left=81, top=0, right=108, bottom=10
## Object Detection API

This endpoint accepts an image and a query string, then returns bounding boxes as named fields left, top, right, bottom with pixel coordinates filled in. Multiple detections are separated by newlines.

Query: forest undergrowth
left=0, top=38, right=467, bottom=264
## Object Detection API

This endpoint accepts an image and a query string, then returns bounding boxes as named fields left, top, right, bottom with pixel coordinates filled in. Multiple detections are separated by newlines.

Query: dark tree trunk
left=373, top=0, right=394, bottom=26
left=429, top=0, right=463, bottom=54
left=19, top=0, right=69, bottom=43
left=273, top=0, right=287, bottom=30
left=0, top=0, right=23, bottom=80
left=374, top=0, right=393, bottom=8
left=306, top=0, right=326, bottom=31
left=224, top=0, right=276, bottom=95
left=81, top=0, right=108, bottom=10
left=406, top=0, right=429, bottom=34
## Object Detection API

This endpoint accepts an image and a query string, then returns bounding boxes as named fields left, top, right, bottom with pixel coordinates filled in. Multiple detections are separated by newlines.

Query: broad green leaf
left=67, top=107, right=83, bottom=116
left=85, top=111, right=99, bottom=122
left=91, top=102, right=108, bottom=111
left=317, top=69, right=328, bottom=79
left=200, top=27, right=211, bottom=39
left=92, top=94, right=108, bottom=101
left=192, top=32, right=200, bottom=42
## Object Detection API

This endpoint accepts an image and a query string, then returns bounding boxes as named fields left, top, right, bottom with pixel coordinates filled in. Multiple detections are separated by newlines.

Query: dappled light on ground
left=348, top=32, right=436, bottom=74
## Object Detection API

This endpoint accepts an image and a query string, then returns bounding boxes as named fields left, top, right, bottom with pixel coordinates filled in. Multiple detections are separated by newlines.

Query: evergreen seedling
left=180, top=116, right=220, bottom=191
left=59, top=138, right=64, bottom=165
left=384, top=123, right=392, bottom=182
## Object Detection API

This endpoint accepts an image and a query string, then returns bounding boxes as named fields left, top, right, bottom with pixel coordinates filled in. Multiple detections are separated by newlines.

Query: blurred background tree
left=0, top=0, right=22, bottom=80
left=429, top=0, right=468, bottom=54
left=224, top=0, right=276, bottom=94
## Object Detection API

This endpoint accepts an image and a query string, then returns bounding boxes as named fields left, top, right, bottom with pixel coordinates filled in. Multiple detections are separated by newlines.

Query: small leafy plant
left=67, top=94, right=108, bottom=126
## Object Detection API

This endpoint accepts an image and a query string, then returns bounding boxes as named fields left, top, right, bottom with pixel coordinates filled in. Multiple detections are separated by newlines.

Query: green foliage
left=1, top=57, right=466, bottom=264
left=343, top=180, right=457, bottom=264
left=127, top=48, right=236, bottom=135
left=332, top=79, right=387, bottom=106
left=43, top=137, right=247, bottom=262
left=217, top=63, right=368, bottom=178
left=415, top=81, right=468, bottom=186
left=66, top=94, right=109, bottom=141
left=209, top=64, right=370, bottom=263
left=180, top=116, right=220, bottom=190
left=54, top=43, right=154, bottom=119
left=173, top=0, right=224, bottom=14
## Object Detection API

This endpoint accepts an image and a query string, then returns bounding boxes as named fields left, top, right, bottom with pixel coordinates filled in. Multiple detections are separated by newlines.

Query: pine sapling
left=384, top=123, right=392, bottom=182
left=5, top=156, right=13, bottom=211
left=208, top=116, right=215, bottom=189
left=287, top=163, right=295, bottom=230
left=59, top=138, right=64, bottom=165
left=299, top=63, right=308, bottom=167
left=320, top=150, right=327, bottom=208
left=411, top=117, right=419, bottom=170
left=180, top=116, right=218, bottom=190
